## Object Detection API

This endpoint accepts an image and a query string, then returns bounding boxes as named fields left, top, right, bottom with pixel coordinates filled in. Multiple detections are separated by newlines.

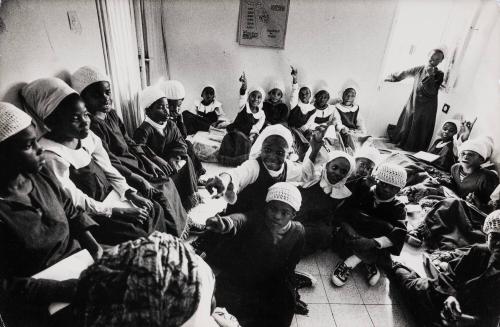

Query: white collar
left=145, top=116, right=167, bottom=136
left=39, top=136, right=93, bottom=169
left=319, top=168, right=352, bottom=199
left=195, top=99, right=221, bottom=113
left=335, top=103, right=359, bottom=113
left=297, top=102, right=315, bottom=115
left=314, top=104, right=334, bottom=117
left=265, top=163, right=285, bottom=177
left=435, top=140, right=451, bottom=148
left=245, top=103, right=265, bottom=119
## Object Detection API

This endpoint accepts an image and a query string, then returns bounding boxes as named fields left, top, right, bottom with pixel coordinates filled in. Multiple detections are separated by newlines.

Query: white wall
left=0, top=0, right=105, bottom=107
left=163, top=0, right=398, bottom=135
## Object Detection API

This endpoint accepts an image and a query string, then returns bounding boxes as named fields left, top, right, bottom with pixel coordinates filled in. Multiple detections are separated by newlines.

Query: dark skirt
left=218, top=130, right=252, bottom=166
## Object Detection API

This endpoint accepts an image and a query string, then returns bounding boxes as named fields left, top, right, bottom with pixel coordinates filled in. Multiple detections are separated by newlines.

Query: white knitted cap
left=483, top=210, right=500, bottom=234
left=71, top=66, right=110, bottom=94
left=0, top=102, right=33, bottom=143
left=139, top=86, right=166, bottom=111
left=265, top=182, right=302, bottom=212
left=21, top=77, right=77, bottom=120
left=459, top=138, right=490, bottom=161
left=373, top=163, right=407, bottom=189
left=161, top=80, right=186, bottom=100
left=354, top=146, right=380, bottom=165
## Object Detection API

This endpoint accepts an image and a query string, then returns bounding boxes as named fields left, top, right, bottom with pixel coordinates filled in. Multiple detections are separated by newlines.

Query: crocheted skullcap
left=374, top=163, right=407, bottom=189
left=266, top=182, right=302, bottom=212
left=71, top=66, right=110, bottom=94
left=139, top=85, right=166, bottom=111
left=483, top=210, right=500, bottom=235
left=0, top=102, right=32, bottom=143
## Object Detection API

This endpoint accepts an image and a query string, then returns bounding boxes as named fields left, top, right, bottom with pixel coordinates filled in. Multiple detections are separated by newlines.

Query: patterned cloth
left=73, top=232, right=201, bottom=327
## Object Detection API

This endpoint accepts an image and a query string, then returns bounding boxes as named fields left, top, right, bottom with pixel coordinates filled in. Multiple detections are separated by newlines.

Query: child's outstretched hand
left=206, top=176, right=225, bottom=198
left=239, top=72, right=247, bottom=84
left=290, top=66, right=298, bottom=77
left=205, top=214, right=232, bottom=234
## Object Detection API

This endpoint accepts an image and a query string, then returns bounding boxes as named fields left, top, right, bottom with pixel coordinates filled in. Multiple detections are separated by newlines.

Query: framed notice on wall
left=237, top=0, right=290, bottom=49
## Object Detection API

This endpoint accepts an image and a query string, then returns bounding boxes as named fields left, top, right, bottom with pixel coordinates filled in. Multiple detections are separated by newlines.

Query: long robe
left=133, top=120, right=200, bottom=210
left=387, top=66, right=444, bottom=151
left=89, top=109, right=188, bottom=237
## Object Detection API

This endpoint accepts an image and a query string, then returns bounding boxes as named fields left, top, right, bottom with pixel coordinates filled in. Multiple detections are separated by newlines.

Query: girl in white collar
left=182, top=85, right=228, bottom=135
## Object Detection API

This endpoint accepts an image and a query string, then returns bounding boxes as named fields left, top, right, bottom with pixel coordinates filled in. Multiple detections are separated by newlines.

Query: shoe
left=365, top=264, right=380, bottom=286
left=406, top=234, right=423, bottom=247
left=294, top=297, right=309, bottom=315
left=293, top=270, right=317, bottom=289
left=331, top=261, right=352, bottom=287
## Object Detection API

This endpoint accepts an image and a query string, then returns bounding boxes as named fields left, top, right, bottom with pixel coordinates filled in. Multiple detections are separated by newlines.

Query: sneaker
left=293, top=270, right=317, bottom=289
left=331, top=261, right=352, bottom=287
left=365, top=264, right=380, bottom=286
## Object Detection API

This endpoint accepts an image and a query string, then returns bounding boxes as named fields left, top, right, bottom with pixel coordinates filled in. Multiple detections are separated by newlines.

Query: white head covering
left=373, top=163, right=407, bottom=189
left=266, top=182, right=302, bottom=212
left=314, top=83, right=331, bottom=98
left=0, top=102, right=33, bottom=143
left=139, top=85, right=166, bottom=111
left=354, top=145, right=380, bottom=165
left=338, top=79, right=360, bottom=100
left=162, top=80, right=186, bottom=100
left=483, top=210, right=500, bottom=235
left=246, top=85, right=265, bottom=112
left=459, top=137, right=491, bottom=161
left=249, top=124, right=294, bottom=160
left=71, top=66, right=110, bottom=94
left=21, top=77, right=77, bottom=120
left=318, top=150, right=356, bottom=199
left=268, top=80, right=285, bottom=94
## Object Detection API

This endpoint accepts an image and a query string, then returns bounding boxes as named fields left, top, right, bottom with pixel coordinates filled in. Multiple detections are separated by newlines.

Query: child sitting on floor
left=392, top=210, right=500, bottom=327
left=346, top=145, right=380, bottom=194
left=297, top=151, right=355, bottom=256
left=207, top=123, right=323, bottom=215
left=427, top=120, right=459, bottom=171
left=182, top=85, right=228, bottom=135
left=288, top=67, right=315, bottom=130
left=331, top=163, right=407, bottom=287
left=217, top=73, right=266, bottom=166
left=135, top=85, right=202, bottom=210
left=263, top=79, right=289, bottom=125
left=205, top=182, right=305, bottom=327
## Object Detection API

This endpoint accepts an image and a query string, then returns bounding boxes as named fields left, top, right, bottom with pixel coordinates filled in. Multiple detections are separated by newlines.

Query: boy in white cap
left=205, top=182, right=305, bottom=327
left=391, top=210, right=500, bottom=327
left=332, top=163, right=408, bottom=287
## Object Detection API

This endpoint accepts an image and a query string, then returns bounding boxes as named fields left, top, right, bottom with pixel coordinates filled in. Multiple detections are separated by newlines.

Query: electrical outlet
left=442, top=103, right=450, bottom=114
left=67, top=11, right=82, bottom=34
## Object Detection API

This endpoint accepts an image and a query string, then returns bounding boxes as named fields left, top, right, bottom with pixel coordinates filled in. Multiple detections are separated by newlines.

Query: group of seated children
left=0, top=63, right=499, bottom=327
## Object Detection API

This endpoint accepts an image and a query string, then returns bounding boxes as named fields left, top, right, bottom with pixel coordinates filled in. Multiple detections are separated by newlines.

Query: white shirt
left=144, top=116, right=167, bottom=136
left=237, top=94, right=266, bottom=135
left=302, top=104, right=344, bottom=132
left=221, top=158, right=312, bottom=204
left=193, top=99, right=227, bottom=121
left=39, top=131, right=134, bottom=216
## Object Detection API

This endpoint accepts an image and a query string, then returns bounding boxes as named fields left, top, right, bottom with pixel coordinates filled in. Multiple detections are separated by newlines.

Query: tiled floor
left=193, top=160, right=427, bottom=327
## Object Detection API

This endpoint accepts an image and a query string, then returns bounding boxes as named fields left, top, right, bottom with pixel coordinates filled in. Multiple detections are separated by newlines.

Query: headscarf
left=73, top=232, right=202, bottom=327
left=0, top=102, right=32, bottom=143
left=319, top=150, right=355, bottom=199
left=71, top=66, right=110, bottom=94
left=139, top=85, right=166, bottom=111
left=162, top=80, right=186, bottom=100
left=249, top=124, right=294, bottom=160
left=268, top=79, right=285, bottom=95
left=266, top=182, right=302, bottom=212
left=338, top=79, right=360, bottom=102
left=21, top=77, right=77, bottom=120
left=246, top=85, right=265, bottom=111
left=314, top=83, right=331, bottom=99
left=459, top=137, right=492, bottom=161
left=354, top=145, right=380, bottom=165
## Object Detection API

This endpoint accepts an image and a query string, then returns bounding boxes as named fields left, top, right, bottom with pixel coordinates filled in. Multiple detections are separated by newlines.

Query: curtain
left=134, top=0, right=170, bottom=86
left=96, top=0, right=143, bottom=133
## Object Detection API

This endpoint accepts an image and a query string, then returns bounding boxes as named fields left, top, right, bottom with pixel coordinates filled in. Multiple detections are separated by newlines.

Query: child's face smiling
left=261, top=135, right=288, bottom=171
left=314, top=91, right=330, bottom=109
left=326, top=157, right=350, bottom=184
left=248, top=90, right=263, bottom=110
left=440, top=122, right=457, bottom=141
left=342, top=88, right=356, bottom=106
left=355, top=158, right=375, bottom=177
left=264, top=200, right=295, bottom=231
left=268, top=88, right=283, bottom=103
left=299, top=87, right=311, bottom=104
left=147, top=98, right=169, bottom=124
